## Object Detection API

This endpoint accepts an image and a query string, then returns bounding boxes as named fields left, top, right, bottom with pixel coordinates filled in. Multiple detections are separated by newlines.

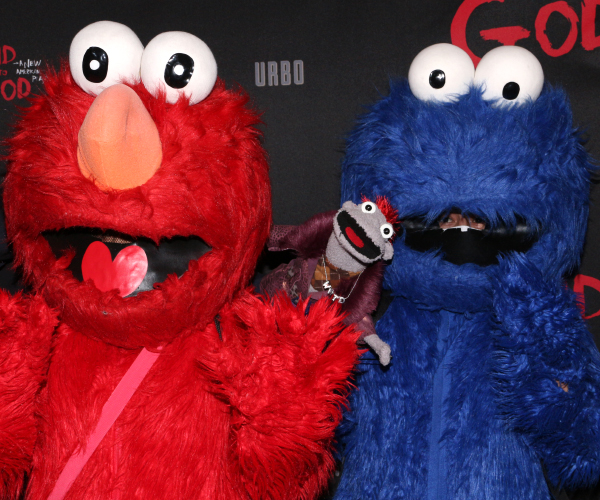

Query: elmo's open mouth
left=44, top=228, right=211, bottom=297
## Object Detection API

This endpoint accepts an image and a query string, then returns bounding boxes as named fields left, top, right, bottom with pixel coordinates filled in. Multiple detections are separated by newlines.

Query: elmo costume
left=0, top=21, right=359, bottom=500
left=335, top=44, right=600, bottom=499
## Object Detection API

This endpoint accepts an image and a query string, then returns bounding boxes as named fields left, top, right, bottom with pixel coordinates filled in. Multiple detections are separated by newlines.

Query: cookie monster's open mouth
left=43, top=228, right=211, bottom=297
left=336, top=210, right=381, bottom=260
left=402, top=216, right=539, bottom=266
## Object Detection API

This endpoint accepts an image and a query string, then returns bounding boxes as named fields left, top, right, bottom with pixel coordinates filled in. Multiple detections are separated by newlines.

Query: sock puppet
left=0, top=21, right=360, bottom=500
left=334, top=43, right=600, bottom=499
left=260, top=198, right=397, bottom=365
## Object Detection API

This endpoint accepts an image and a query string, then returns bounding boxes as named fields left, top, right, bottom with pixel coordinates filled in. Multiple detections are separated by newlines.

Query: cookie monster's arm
left=0, top=291, right=57, bottom=498
left=492, top=254, right=600, bottom=489
left=198, top=291, right=360, bottom=500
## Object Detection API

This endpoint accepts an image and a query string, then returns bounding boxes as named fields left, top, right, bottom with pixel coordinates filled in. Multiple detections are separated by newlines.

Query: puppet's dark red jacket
left=260, top=211, right=385, bottom=339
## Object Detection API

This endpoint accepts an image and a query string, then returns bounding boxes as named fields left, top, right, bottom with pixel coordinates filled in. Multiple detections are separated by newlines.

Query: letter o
left=1, top=79, right=16, bottom=101
left=535, top=1, right=579, bottom=57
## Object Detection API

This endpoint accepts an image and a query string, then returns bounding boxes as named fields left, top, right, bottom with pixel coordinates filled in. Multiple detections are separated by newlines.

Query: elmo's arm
left=492, top=254, right=600, bottom=489
left=199, top=291, right=360, bottom=500
left=0, top=291, right=56, bottom=498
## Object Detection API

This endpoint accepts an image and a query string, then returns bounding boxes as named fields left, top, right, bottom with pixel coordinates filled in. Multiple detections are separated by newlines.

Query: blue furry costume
left=335, top=50, right=600, bottom=499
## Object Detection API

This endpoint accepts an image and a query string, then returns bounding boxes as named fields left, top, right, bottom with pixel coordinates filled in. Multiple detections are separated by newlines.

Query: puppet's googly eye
left=141, top=32, right=217, bottom=105
left=408, top=44, right=474, bottom=102
left=361, top=202, right=376, bottom=214
left=69, top=21, right=144, bottom=96
left=474, top=46, right=544, bottom=105
left=380, top=223, right=394, bottom=240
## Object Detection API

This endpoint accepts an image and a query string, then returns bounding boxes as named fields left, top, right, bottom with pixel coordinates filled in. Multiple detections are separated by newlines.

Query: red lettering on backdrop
left=535, top=2, right=579, bottom=56
left=17, top=77, right=30, bottom=99
left=480, top=26, right=530, bottom=45
left=2, top=45, right=16, bottom=65
left=451, top=0, right=506, bottom=65
left=582, top=0, right=600, bottom=50
left=453, top=0, right=600, bottom=60
left=1, top=80, right=16, bottom=101
left=573, top=274, right=600, bottom=319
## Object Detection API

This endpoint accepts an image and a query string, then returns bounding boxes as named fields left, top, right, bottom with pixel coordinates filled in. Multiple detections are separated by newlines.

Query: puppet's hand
left=363, top=333, right=391, bottom=366
left=490, top=253, right=600, bottom=488
left=197, top=291, right=360, bottom=500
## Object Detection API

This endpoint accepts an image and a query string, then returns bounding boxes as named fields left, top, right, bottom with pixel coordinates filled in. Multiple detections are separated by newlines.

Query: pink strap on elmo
left=47, top=347, right=161, bottom=500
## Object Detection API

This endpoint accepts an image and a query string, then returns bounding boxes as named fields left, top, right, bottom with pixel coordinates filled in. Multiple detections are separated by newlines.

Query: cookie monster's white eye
left=141, top=32, right=217, bottom=105
left=380, top=223, right=394, bottom=240
left=408, top=44, right=475, bottom=102
left=474, top=46, right=544, bottom=105
left=361, top=202, right=376, bottom=214
left=69, top=21, right=144, bottom=96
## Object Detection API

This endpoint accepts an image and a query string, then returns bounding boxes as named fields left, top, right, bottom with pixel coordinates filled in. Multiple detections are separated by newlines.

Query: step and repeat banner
left=1, top=2, right=600, bottom=494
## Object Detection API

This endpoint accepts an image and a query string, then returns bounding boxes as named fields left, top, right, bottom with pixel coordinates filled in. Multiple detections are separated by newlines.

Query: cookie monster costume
left=334, top=44, right=600, bottom=499
left=0, top=21, right=360, bottom=500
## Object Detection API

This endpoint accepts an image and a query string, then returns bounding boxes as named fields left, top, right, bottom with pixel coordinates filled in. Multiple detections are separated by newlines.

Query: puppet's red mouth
left=44, top=228, right=211, bottom=296
left=336, top=210, right=381, bottom=260
left=345, top=227, right=365, bottom=248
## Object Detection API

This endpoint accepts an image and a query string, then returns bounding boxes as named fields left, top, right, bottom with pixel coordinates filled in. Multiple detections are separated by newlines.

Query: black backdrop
left=1, top=2, right=600, bottom=495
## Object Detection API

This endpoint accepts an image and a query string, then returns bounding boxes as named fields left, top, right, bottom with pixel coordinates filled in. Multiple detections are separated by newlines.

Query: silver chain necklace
left=321, top=255, right=363, bottom=304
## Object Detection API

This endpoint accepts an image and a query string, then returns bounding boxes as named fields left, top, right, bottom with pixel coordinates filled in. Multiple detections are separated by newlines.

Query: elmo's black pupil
left=82, top=47, right=108, bottom=83
left=502, top=82, right=520, bottom=100
left=165, top=53, right=194, bottom=89
left=429, top=69, right=445, bottom=89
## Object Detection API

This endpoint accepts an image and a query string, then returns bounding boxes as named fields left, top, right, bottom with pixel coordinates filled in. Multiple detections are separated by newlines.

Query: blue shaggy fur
left=334, top=80, right=600, bottom=499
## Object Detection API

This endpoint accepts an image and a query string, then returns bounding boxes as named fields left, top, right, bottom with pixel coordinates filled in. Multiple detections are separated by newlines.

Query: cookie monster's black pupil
left=502, top=82, right=520, bottom=100
left=82, top=47, right=108, bottom=83
left=165, top=53, right=194, bottom=89
left=429, top=70, right=446, bottom=89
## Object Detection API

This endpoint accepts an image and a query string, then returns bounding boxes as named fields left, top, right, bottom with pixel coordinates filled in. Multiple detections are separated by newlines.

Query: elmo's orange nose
left=77, top=84, right=162, bottom=190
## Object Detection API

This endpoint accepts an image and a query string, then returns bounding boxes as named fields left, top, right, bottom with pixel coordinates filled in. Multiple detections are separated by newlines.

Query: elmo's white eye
left=380, top=223, right=394, bottom=240
left=141, top=32, right=217, bottom=105
left=408, top=44, right=474, bottom=102
left=69, top=21, right=144, bottom=96
left=361, top=202, right=376, bottom=214
left=474, top=46, right=544, bottom=105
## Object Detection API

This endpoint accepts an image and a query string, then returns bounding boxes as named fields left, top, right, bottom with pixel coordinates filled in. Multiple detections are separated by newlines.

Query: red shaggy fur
left=0, top=66, right=360, bottom=499
left=5, top=64, right=271, bottom=348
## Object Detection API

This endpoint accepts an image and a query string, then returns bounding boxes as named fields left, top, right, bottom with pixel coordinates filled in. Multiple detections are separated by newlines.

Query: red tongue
left=81, top=241, right=148, bottom=297
left=345, top=227, right=364, bottom=248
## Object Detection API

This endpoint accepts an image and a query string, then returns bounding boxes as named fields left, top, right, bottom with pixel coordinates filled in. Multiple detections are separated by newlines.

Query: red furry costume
left=0, top=25, right=359, bottom=500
